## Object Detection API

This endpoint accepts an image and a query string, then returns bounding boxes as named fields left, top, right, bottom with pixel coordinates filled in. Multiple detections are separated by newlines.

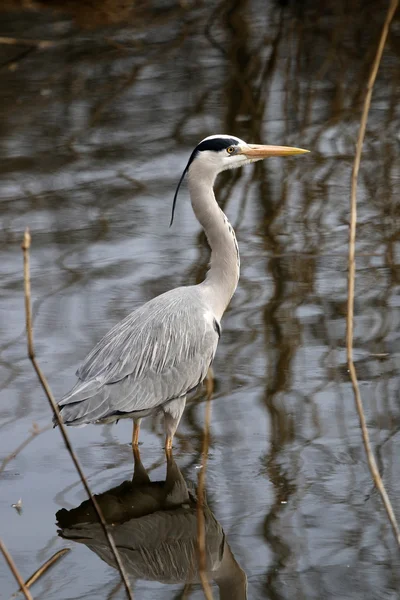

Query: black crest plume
left=169, top=148, right=196, bottom=227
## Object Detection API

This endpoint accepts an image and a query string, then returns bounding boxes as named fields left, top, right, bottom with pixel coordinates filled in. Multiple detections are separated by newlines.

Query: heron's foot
left=164, top=451, right=190, bottom=506
left=133, top=444, right=141, bottom=462
left=132, top=445, right=150, bottom=484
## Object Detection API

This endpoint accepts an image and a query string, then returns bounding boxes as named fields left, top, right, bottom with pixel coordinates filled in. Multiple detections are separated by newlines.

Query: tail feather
left=55, top=379, right=110, bottom=426
left=59, top=379, right=103, bottom=406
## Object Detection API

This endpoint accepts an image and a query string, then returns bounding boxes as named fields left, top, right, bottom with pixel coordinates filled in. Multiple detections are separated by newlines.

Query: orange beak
left=239, top=144, right=309, bottom=158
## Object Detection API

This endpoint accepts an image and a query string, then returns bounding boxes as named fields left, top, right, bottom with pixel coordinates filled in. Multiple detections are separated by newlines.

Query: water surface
left=1, top=2, right=400, bottom=598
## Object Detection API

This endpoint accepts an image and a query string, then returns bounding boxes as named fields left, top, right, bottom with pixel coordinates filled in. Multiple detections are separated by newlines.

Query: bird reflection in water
left=56, top=449, right=247, bottom=599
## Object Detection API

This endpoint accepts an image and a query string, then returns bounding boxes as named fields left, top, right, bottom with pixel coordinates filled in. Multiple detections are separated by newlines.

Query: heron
left=56, top=134, right=308, bottom=451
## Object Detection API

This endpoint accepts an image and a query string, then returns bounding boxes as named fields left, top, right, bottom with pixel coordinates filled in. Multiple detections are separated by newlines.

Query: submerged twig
left=11, top=549, right=70, bottom=598
left=0, top=539, right=33, bottom=600
left=0, top=423, right=52, bottom=475
left=21, top=229, right=134, bottom=598
left=0, top=37, right=54, bottom=48
left=347, top=0, right=400, bottom=546
left=196, top=368, right=214, bottom=600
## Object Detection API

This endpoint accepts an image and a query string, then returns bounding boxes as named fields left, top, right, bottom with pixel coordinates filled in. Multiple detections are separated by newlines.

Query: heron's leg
left=164, top=450, right=190, bottom=507
left=132, top=418, right=142, bottom=447
left=163, top=396, right=186, bottom=453
left=132, top=444, right=150, bottom=485
left=205, top=366, right=214, bottom=398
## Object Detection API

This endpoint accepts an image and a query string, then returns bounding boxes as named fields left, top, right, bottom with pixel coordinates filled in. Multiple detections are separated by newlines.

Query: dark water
left=1, top=1, right=400, bottom=598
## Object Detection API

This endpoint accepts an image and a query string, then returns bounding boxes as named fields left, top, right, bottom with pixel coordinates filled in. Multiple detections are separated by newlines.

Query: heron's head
left=170, top=134, right=308, bottom=225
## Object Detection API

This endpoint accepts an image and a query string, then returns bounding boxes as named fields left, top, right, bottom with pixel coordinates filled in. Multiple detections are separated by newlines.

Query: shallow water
left=1, top=2, right=400, bottom=599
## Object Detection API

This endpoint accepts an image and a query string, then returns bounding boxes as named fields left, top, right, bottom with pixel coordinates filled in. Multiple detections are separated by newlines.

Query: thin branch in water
left=346, top=0, right=400, bottom=547
left=0, top=539, right=33, bottom=600
left=11, top=548, right=70, bottom=598
left=0, top=37, right=54, bottom=48
left=181, top=581, right=194, bottom=599
left=106, top=580, right=123, bottom=600
left=196, top=367, right=214, bottom=600
left=0, top=423, right=52, bottom=475
left=21, top=229, right=134, bottom=598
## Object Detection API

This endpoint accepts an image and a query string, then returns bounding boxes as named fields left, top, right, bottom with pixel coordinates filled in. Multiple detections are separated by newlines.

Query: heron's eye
left=226, top=146, right=235, bottom=155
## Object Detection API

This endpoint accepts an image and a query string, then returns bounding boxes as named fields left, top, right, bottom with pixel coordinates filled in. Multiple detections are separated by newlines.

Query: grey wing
left=58, top=287, right=220, bottom=425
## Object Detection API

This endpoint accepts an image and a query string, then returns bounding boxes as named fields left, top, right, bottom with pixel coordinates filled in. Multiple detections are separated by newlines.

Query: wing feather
left=58, top=287, right=219, bottom=424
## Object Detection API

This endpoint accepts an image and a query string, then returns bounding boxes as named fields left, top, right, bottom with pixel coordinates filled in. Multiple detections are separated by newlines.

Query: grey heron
left=56, top=134, right=308, bottom=451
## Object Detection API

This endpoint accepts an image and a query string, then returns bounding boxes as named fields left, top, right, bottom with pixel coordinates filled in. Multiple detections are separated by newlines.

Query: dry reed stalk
left=347, top=0, right=400, bottom=546
left=11, top=548, right=70, bottom=597
left=196, top=368, right=214, bottom=600
left=21, top=229, right=134, bottom=598
left=0, top=539, right=33, bottom=600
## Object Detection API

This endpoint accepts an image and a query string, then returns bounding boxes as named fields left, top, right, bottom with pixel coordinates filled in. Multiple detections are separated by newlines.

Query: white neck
left=188, top=162, right=240, bottom=321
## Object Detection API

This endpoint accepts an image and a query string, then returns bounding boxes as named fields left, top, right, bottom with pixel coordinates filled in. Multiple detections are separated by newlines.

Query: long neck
left=188, top=164, right=240, bottom=321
